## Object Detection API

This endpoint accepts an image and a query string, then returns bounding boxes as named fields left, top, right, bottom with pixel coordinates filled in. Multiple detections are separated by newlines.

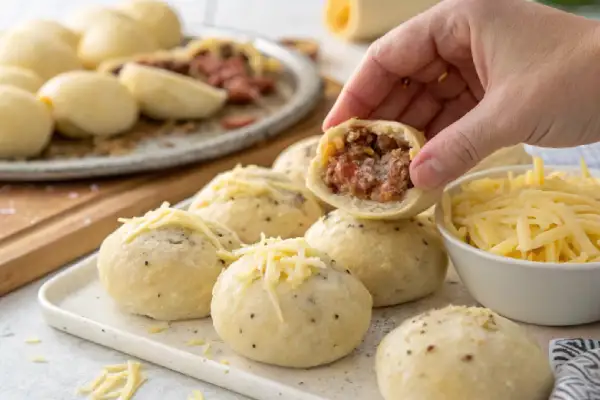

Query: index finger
left=323, top=10, right=439, bottom=129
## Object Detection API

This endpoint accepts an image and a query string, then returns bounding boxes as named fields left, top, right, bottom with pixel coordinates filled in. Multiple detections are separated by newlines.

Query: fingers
left=397, top=90, right=442, bottom=131
left=369, top=79, right=421, bottom=121
left=425, top=90, right=478, bottom=138
left=323, top=12, right=438, bottom=130
left=410, top=94, right=519, bottom=189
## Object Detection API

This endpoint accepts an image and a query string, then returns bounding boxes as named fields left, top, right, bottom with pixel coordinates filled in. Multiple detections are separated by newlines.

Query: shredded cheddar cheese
left=147, top=325, right=169, bottom=334
left=31, top=356, right=47, bottom=363
left=188, top=390, right=205, bottom=400
left=25, top=337, right=41, bottom=344
left=446, top=157, right=600, bottom=262
left=78, top=361, right=145, bottom=400
left=233, top=235, right=328, bottom=321
left=186, top=338, right=206, bottom=347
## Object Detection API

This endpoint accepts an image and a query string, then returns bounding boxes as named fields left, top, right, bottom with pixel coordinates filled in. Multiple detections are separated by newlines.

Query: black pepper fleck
left=307, top=296, right=316, bottom=304
left=310, top=318, right=316, bottom=323
left=426, top=345, right=435, bottom=352
left=334, top=314, right=339, bottom=320
left=345, top=269, right=351, bottom=274
left=406, top=350, right=412, bottom=355
left=394, top=227, right=400, bottom=231
left=157, top=293, right=161, bottom=298
left=219, top=259, right=226, bottom=265
left=252, top=344, right=256, bottom=348
left=101, top=329, right=106, bottom=333
left=358, top=224, right=364, bottom=228
left=462, top=354, right=473, bottom=362
left=420, top=330, right=426, bottom=334
left=239, top=328, right=243, bottom=334
left=265, top=217, right=271, bottom=222
left=217, top=233, right=223, bottom=237
left=422, top=239, right=428, bottom=246
left=417, top=222, right=424, bottom=227
left=250, top=313, right=255, bottom=319
left=144, top=261, right=149, bottom=266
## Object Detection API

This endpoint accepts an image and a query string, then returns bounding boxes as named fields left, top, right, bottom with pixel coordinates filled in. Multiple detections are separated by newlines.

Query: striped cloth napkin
left=549, top=338, right=600, bottom=399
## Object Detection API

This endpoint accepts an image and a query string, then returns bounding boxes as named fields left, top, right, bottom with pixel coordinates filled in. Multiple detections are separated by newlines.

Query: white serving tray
left=38, top=201, right=599, bottom=400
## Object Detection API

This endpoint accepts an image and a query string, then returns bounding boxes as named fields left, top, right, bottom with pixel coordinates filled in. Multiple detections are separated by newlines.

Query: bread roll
left=376, top=305, right=554, bottom=400
left=65, top=6, right=130, bottom=34
left=119, top=0, right=183, bottom=49
left=211, top=236, right=372, bottom=368
left=305, top=210, right=447, bottom=307
left=272, top=135, right=321, bottom=185
left=190, top=165, right=323, bottom=244
left=0, top=66, right=43, bottom=93
left=12, top=19, right=79, bottom=49
left=38, top=71, right=139, bottom=138
left=0, top=86, right=53, bottom=159
left=98, top=204, right=242, bottom=321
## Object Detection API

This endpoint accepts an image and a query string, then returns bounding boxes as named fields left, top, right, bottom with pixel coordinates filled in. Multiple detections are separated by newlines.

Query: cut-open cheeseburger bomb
left=307, top=118, right=440, bottom=220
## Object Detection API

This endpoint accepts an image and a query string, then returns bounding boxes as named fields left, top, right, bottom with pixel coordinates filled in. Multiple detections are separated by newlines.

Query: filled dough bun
left=306, top=118, right=440, bottom=220
left=96, top=49, right=188, bottom=75
left=118, top=0, right=183, bottom=49
left=189, top=165, right=323, bottom=244
left=376, top=305, right=554, bottom=400
left=77, top=13, right=159, bottom=69
left=0, top=85, right=53, bottom=159
left=38, top=71, right=139, bottom=138
left=118, top=63, right=226, bottom=120
left=65, top=6, right=131, bottom=34
left=273, top=135, right=321, bottom=185
left=98, top=203, right=242, bottom=321
left=211, top=236, right=372, bottom=368
left=305, top=210, right=447, bottom=307
left=11, top=20, right=79, bottom=49
left=0, top=66, right=43, bottom=93
left=0, top=30, right=81, bottom=81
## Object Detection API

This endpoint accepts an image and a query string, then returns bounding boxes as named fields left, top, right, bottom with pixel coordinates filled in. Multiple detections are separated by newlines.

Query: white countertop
left=0, top=1, right=367, bottom=399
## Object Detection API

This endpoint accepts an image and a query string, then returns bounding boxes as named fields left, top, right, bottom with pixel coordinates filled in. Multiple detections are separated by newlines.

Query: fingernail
left=411, top=157, right=447, bottom=189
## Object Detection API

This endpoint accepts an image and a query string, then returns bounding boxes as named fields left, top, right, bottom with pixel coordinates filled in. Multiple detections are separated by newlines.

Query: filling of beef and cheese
left=324, top=126, right=413, bottom=203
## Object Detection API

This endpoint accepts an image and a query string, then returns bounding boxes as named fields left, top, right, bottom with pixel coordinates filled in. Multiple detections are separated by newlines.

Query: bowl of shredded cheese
left=435, top=157, right=600, bottom=326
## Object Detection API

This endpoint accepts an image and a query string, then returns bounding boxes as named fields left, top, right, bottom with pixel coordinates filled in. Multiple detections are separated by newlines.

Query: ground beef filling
left=111, top=44, right=275, bottom=105
left=324, top=127, right=414, bottom=203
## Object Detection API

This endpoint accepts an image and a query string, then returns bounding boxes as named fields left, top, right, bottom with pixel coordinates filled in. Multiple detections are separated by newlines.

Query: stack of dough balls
left=305, top=210, right=447, bottom=307
left=98, top=203, right=242, bottom=321
left=376, top=305, right=554, bottom=400
left=38, top=71, right=139, bottom=138
left=189, top=165, right=323, bottom=244
left=211, top=236, right=373, bottom=368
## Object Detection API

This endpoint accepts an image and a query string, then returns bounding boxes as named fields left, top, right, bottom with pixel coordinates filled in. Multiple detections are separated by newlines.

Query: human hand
left=324, top=0, right=600, bottom=189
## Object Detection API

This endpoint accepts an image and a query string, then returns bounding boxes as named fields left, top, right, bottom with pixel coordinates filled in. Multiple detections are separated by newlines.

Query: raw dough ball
left=65, top=6, right=131, bottom=34
left=119, top=0, right=183, bottom=49
left=38, top=71, right=139, bottom=138
left=211, top=237, right=372, bottom=368
left=12, top=19, right=79, bottom=49
left=272, top=135, right=320, bottom=185
left=119, top=63, right=227, bottom=120
left=376, top=306, right=554, bottom=400
left=189, top=165, right=323, bottom=244
left=0, top=66, right=43, bottom=93
left=0, top=86, right=53, bottom=159
left=98, top=204, right=242, bottom=321
left=0, top=30, right=81, bottom=81
left=305, top=210, right=447, bottom=307
left=77, top=13, right=159, bottom=69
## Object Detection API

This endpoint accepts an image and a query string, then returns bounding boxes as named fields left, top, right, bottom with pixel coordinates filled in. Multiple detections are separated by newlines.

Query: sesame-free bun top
left=306, top=118, right=441, bottom=220
left=11, top=19, right=79, bottom=49
left=0, top=66, right=43, bottom=93
left=118, top=0, right=183, bottom=49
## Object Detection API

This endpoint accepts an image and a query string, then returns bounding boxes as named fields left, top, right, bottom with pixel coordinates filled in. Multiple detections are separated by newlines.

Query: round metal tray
left=0, top=26, right=323, bottom=181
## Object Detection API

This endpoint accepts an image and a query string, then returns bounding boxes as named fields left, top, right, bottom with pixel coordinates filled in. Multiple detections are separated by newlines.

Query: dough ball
left=118, top=63, right=226, bottom=120
left=0, top=30, right=81, bottom=81
left=119, top=0, right=183, bottom=49
left=65, top=6, right=131, bottom=34
left=376, top=306, right=554, bottom=400
left=211, top=236, right=372, bottom=368
left=11, top=19, right=79, bottom=49
left=38, top=71, right=139, bottom=138
left=98, top=204, right=242, bottom=321
left=189, top=165, right=323, bottom=244
left=305, top=210, right=447, bottom=307
left=0, top=66, right=43, bottom=93
left=77, top=13, right=159, bottom=69
left=0, top=85, right=53, bottom=159
left=273, top=135, right=320, bottom=185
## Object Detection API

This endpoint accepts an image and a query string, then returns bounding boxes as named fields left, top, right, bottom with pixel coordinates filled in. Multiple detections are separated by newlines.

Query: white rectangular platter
left=38, top=202, right=600, bottom=400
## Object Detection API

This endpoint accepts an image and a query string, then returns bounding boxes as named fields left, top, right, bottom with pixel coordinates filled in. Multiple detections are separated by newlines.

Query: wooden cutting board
left=0, top=77, right=341, bottom=296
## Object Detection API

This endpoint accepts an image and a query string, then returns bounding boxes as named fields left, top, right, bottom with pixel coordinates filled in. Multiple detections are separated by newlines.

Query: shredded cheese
left=233, top=235, right=328, bottom=321
left=25, top=337, right=41, bottom=344
left=31, top=356, right=47, bottom=363
left=78, top=361, right=144, bottom=400
left=188, top=390, right=205, bottom=400
left=147, top=325, right=169, bottom=334
left=446, top=157, right=600, bottom=262
left=186, top=339, right=206, bottom=347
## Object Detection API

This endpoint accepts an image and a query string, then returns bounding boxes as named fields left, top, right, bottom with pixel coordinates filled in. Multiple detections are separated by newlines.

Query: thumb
left=410, top=96, right=521, bottom=190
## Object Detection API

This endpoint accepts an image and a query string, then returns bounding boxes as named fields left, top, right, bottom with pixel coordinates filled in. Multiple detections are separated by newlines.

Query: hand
left=324, top=0, right=600, bottom=189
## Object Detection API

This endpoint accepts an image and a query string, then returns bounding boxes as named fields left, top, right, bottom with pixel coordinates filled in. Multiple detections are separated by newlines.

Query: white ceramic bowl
left=435, top=165, right=600, bottom=326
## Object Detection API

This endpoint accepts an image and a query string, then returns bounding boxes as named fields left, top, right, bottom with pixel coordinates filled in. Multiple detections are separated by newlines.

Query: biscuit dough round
left=211, top=237, right=372, bottom=368
left=77, top=13, right=158, bottom=69
left=12, top=19, right=79, bottom=49
left=376, top=305, right=554, bottom=400
left=305, top=210, right=447, bottom=307
left=0, top=86, right=53, bottom=159
left=119, top=0, right=183, bottom=49
left=65, top=6, right=131, bottom=34
left=118, top=63, right=226, bottom=120
left=306, top=118, right=441, bottom=220
left=0, top=30, right=81, bottom=81
left=272, top=135, right=321, bottom=185
left=0, top=66, right=43, bottom=93
left=98, top=204, right=242, bottom=321
left=189, top=165, right=323, bottom=244
left=38, top=71, right=139, bottom=138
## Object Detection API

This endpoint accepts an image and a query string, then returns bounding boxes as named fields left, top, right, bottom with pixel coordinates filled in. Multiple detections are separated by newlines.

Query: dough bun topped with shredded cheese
left=189, top=165, right=323, bottom=244
left=444, top=157, right=600, bottom=263
left=98, top=203, right=241, bottom=321
left=305, top=210, right=447, bottom=307
left=211, top=236, right=372, bottom=368
left=272, top=135, right=321, bottom=184
left=376, top=305, right=553, bottom=400
left=306, top=118, right=441, bottom=220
